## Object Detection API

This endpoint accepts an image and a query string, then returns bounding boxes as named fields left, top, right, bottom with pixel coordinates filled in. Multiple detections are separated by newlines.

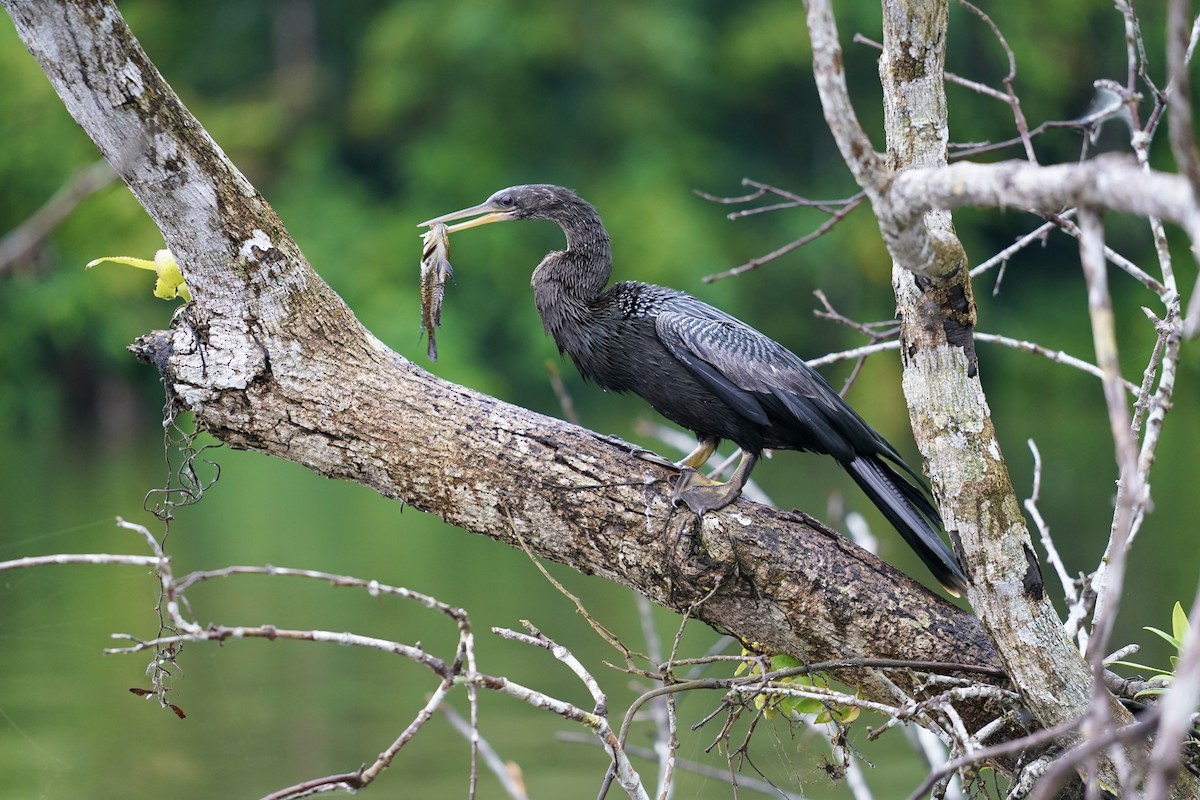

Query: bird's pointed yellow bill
left=418, top=204, right=513, bottom=233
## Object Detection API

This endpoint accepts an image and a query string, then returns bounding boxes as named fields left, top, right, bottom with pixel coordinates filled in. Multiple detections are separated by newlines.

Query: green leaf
left=1172, top=601, right=1190, bottom=644
left=1143, top=626, right=1183, bottom=652
left=815, top=704, right=860, bottom=725
left=769, top=654, right=804, bottom=672
left=1111, top=660, right=1174, bottom=678
left=781, top=695, right=825, bottom=716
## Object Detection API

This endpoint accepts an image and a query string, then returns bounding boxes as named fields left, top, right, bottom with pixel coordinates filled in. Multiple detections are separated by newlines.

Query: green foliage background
left=1, top=1, right=1197, bottom=798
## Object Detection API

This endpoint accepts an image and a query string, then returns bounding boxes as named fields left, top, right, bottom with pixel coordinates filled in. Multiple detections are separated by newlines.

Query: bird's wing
left=654, top=305, right=908, bottom=468
left=653, top=311, right=771, bottom=426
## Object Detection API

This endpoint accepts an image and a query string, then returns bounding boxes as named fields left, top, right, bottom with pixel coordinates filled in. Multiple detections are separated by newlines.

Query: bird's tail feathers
left=844, top=455, right=968, bottom=596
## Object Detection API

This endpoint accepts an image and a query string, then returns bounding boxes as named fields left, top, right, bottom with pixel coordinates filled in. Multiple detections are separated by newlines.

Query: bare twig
left=558, top=732, right=805, bottom=799
left=0, top=552, right=162, bottom=570
left=504, top=509, right=636, bottom=669
left=442, top=699, right=529, bottom=799
left=969, top=217, right=1057, bottom=285
left=804, top=0, right=886, bottom=189
left=1025, top=713, right=1159, bottom=800
left=907, top=715, right=1087, bottom=800
left=494, top=623, right=650, bottom=800
left=702, top=192, right=866, bottom=282
left=1167, top=0, right=1200, bottom=203
left=1042, top=211, right=1168, bottom=296
left=953, top=0, right=1038, bottom=163
left=546, top=359, right=582, bottom=426
left=1022, top=440, right=1082, bottom=636
left=631, top=595, right=680, bottom=800
left=803, top=333, right=1137, bottom=393
left=696, top=178, right=861, bottom=218
left=355, top=678, right=456, bottom=790
left=808, top=290, right=900, bottom=394
left=1077, top=210, right=1144, bottom=670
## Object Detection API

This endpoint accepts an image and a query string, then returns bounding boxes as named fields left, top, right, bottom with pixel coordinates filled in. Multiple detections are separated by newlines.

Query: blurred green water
left=0, top=429, right=944, bottom=799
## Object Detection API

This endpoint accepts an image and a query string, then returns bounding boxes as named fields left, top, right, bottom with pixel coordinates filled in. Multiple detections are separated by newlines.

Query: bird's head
left=419, top=184, right=588, bottom=232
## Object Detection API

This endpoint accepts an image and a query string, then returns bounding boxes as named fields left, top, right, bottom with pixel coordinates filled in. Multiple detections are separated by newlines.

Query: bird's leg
left=675, top=436, right=718, bottom=470
left=673, top=450, right=759, bottom=515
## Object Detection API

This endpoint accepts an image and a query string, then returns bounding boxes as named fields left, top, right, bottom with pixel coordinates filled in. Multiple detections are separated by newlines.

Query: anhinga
left=420, top=184, right=968, bottom=596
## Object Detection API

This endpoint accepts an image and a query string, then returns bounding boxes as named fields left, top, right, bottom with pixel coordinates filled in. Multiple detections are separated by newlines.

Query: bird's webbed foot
left=671, top=450, right=759, bottom=516
left=672, top=469, right=742, bottom=515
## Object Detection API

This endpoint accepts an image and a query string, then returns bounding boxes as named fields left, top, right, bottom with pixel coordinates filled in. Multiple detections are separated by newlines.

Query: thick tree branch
left=892, top=157, right=1200, bottom=242
left=2, top=0, right=1010, bottom=740
left=871, top=2, right=1107, bottom=757
left=803, top=0, right=886, bottom=188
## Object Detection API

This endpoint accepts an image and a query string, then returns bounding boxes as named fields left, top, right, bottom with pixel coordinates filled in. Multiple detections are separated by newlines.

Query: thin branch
left=559, top=733, right=804, bottom=799
left=695, top=179, right=861, bottom=218
left=1078, top=210, right=1144, bottom=670
left=804, top=0, right=886, bottom=187
left=975, top=332, right=1139, bottom=392
left=0, top=552, right=162, bottom=570
left=546, top=359, right=582, bottom=426
left=1167, top=0, right=1200, bottom=203
left=493, top=624, right=650, bottom=800
left=355, top=677, right=455, bottom=790
left=969, top=217, right=1058, bottom=282
left=953, top=0, right=1038, bottom=163
left=441, top=704, right=529, bottom=800
left=1022, top=440, right=1082, bottom=632
left=504, top=512, right=636, bottom=669
left=803, top=333, right=1138, bottom=394
left=0, top=159, right=117, bottom=275
left=1131, top=304, right=1182, bottom=520
left=1025, top=713, right=1159, bottom=800
left=1042, top=211, right=1168, bottom=296
left=633, top=595, right=678, bottom=800
left=702, top=193, right=866, bottom=282
left=908, top=715, right=1087, bottom=800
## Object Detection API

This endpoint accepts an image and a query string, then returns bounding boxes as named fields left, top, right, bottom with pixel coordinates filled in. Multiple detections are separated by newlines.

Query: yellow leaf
left=151, top=250, right=190, bottom=301
left=86, top=249, right=190, bottom=302
left=85, top=255, right=157, bottom=272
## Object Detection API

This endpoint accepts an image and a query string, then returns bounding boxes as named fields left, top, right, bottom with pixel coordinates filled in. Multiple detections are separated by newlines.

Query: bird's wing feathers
left=654, top=314, right=770, bottom=425
left=654, top=303, right=911, bottom=469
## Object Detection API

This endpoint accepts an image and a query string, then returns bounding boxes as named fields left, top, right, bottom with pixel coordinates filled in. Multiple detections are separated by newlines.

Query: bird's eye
left=497, top=194, right=515, bottom=208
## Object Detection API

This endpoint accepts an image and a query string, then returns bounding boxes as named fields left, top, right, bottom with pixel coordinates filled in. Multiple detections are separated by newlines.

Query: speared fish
left=420, top=222, right=454, bottom=361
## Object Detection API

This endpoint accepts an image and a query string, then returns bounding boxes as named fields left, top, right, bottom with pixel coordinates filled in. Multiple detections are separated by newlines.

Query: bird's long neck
left=531, top=199, right=613, bottom=350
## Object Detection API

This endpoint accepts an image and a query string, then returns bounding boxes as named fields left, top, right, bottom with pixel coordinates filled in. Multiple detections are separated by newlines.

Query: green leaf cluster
left=1114, top=601, right=1193, bottom=699
left=736, top=651, right=860, bottom=724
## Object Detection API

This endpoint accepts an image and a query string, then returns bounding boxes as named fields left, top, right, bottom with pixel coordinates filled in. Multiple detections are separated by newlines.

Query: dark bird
left=420, top=185, right=968, bottom=596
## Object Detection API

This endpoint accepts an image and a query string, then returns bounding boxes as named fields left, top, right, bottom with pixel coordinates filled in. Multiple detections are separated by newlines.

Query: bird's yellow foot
left=672, top=468, right=741, bottom=515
